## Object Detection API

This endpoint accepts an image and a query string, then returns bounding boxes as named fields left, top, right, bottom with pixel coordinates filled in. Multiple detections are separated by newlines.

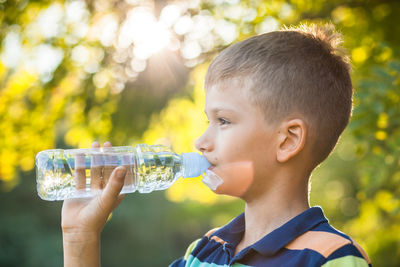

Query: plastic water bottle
left=35, top=144, right=211, bottom=201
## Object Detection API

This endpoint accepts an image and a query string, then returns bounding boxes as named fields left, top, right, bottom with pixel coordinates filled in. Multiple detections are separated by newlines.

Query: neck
left=239, top=171, right=310, bottom=250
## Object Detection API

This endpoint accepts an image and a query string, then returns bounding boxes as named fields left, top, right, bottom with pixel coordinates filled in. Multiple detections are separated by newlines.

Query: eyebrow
left=204, top=107, right=237, bottom=115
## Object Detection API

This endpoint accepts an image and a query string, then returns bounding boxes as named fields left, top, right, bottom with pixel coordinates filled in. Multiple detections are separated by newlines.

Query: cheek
left=216, top=125, right=274, bottom=165
left=214, top=132, right=238, bottom=160
left=238, top=130, right=276, bottom=181
left=216, top=140, right=250, bottom=164
left=235, top=131, right=268, bottom=159
left=209, top=128, right=274, bottom=197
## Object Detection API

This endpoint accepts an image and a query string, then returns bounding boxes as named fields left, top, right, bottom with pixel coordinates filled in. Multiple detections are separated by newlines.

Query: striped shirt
left=170, top=207, right=371, bottom=267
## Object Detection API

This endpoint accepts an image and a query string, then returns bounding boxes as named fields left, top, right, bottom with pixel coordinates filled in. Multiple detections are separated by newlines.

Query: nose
left=195, top=129, right=214, bottom=154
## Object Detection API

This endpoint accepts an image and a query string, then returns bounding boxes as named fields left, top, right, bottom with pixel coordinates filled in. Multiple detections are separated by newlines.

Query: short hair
left=205, top=23, right=353, bottom=167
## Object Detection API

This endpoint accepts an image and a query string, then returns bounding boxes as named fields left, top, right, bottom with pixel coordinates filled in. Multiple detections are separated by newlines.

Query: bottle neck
left=181, top=153, right=211, bottom=178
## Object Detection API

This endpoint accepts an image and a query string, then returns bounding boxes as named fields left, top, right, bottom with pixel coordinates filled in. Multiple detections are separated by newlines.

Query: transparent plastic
left=35, top=144, right=211, bottom=201
left=202, top=170, right=224, bottom=190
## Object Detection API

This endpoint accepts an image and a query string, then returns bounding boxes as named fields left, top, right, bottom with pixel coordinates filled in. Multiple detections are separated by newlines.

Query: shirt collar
left=211, top=212, right=245, bottom=246
left=251, top=206, right=328, bottom=256
left=213, top=206, right=328, bottom=257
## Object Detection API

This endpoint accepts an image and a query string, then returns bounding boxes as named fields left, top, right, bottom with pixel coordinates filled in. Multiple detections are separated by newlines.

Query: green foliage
left=0, top=0, right=399, bottom=266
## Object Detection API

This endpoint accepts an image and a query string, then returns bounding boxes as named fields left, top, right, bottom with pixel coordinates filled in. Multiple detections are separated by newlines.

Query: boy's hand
left=61, top=141, right=127, bottom=239
left=62, top=141, right=127, bottom=267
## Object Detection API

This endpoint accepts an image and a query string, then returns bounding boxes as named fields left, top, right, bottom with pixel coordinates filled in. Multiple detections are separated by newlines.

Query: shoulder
left=321, top=240, right=371, bottom=267
left=169, top=227, right=222, bottom=267
left=286, top=225, right=371, bottom=266
left=169, top=238, right=202, bottom=267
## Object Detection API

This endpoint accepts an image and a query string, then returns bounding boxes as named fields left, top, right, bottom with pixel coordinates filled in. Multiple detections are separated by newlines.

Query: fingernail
left=116, top=167, right=126, bottom=179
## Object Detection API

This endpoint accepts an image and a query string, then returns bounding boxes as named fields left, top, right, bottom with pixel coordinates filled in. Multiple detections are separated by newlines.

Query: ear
left=276, top=119, right=307, bottom=163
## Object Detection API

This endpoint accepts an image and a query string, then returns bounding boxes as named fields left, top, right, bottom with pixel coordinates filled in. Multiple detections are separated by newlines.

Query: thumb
left=99, top=166, right=127, bottom=214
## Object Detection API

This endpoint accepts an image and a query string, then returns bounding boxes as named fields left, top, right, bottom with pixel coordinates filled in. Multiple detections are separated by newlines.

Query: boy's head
left=205, top=23, right=352, bottom=167
left=196, top=24, right=352, bottom=198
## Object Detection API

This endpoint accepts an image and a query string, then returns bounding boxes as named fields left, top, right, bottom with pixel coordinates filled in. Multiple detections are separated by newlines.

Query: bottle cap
left=182, top=153, right=211, bottom=178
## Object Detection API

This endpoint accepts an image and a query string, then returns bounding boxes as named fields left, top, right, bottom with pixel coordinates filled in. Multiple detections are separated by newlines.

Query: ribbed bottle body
left=35, top=144, right=184, bottom=201
left=134, top=144, right=183, bottom=193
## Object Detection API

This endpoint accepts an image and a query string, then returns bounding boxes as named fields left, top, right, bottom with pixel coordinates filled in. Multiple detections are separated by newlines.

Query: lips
left=202, top=155, right=216, bottom=169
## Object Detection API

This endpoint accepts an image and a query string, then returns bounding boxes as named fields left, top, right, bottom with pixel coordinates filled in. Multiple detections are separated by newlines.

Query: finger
left=90, top=141, right=103, bottom=190
left=103, top=142, right=116, bottom=185
left=112, top=194, right=126, bottom=211
left=99, top=166, right=127, bottom=214
left=103, top=165, right=116, bottom=185
left=92, top=141, right=100, bottom=148
left=121, top=154, right=134, bottom=187
left=74, top=153, right=86, bottom=190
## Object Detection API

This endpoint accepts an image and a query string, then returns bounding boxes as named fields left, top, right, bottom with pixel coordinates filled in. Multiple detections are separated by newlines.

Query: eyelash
left=218, top=117, right=230, bottom=125
left=206, top=118, right=231, bottom=126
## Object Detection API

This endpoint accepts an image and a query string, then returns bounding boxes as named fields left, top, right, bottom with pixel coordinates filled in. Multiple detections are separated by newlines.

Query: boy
left=61, top=24, right=372, bottom=266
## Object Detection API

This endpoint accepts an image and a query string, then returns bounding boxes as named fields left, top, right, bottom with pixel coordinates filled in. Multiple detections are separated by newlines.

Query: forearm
left=63, top=232, right=101, bottom=267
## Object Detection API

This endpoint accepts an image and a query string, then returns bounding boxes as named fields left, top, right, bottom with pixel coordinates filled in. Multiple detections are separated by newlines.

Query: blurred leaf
left=1, top=0, right=400, bottom=266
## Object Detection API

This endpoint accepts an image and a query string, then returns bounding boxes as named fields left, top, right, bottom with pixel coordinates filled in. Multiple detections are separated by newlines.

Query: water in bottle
left=35, top=144, right=213, bottom=201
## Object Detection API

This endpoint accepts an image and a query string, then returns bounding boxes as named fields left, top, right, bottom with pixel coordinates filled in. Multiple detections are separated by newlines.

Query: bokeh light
left=1, top=0, right=400, bottom=266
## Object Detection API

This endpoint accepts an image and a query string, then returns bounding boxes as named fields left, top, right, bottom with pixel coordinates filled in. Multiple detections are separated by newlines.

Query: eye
left=218, top=117, right=230, bottom=125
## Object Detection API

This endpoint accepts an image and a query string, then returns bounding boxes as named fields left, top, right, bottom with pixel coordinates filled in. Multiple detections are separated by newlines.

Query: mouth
left=202, top=155, right=216, bottom=169
left=206, top=160, right=217, bottom=171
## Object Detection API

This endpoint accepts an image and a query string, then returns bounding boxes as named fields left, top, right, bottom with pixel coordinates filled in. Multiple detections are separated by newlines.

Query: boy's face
left=196, top=82, right=277, bottom=199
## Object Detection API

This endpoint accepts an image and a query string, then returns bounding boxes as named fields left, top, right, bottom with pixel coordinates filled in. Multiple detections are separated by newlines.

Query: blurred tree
left=0, top=0, right=399, bottom=266
left=141, top=0, right=400, bottom=265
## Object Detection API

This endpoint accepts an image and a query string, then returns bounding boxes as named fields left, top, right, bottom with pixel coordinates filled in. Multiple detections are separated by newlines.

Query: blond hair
left=205, top=23, right=353, bottom=167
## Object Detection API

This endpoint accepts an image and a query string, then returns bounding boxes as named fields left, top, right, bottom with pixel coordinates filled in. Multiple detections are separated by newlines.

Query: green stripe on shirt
left=184, top=239, right=201, bottom=260
left=322, top=255, right=370, bottom=267
left=185, top=255, right=251, bottom=267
